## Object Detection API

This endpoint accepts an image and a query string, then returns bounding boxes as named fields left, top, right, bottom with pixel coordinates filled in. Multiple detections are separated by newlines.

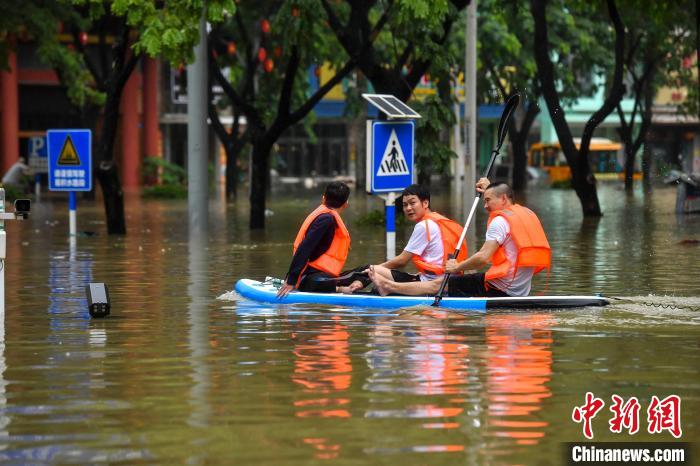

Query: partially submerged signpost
left=47, top=129, right=92, bottom=238
left=363, top=94, right=421, bottom=260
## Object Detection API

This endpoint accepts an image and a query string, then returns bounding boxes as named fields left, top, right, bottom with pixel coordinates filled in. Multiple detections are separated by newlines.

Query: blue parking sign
left=27, top=135, right=48, bottom=174
left=368, top=121, right=415, bottom=193
left=47, top=129, right=92, bottom=191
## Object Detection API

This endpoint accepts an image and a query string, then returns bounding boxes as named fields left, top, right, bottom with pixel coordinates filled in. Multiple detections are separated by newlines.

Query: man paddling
left=370, top=181, right=551, bottom=297
left=277, top=182, right=366, bottom=298
left=364, top=184, right=467, bottom=290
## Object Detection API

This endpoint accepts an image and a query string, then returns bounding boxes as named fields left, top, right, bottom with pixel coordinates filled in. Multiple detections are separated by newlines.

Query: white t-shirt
left=485, top=216, right=535, bottom=296
left=404, top=219, right=444, bottom=281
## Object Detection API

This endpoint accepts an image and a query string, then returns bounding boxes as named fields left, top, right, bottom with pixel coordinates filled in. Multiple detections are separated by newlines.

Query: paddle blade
left=495, top=93, right=520, bottom=152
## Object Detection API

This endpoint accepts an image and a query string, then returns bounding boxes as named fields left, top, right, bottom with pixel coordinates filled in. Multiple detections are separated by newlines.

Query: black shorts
left=447, top=272, right=508, bottom=298
left=390, top=270, right=421, bottom=283
left=298, top=264, right=372, bottom=293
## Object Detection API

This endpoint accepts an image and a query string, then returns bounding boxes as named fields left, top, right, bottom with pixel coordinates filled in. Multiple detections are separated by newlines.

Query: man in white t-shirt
left=369, top=179, right=550, bottom=297
left=367, top=184, right=464, bottom=296
left=444, top=182, right=550, bottom=297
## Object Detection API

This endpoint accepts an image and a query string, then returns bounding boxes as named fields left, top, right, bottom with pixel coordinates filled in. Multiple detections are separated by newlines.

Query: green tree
left=12, top=0, right=233, bottom=234
left=478, top=0, right=540, bottom=190
left=531, top=0, right=626, bottom=217
left=209, top=1, right=367, bottom=229
left=322, top=0, right=469, bottom=186
left=616, top=2, right=695, bottom=191
left=479, top=0, right=614, bottom=191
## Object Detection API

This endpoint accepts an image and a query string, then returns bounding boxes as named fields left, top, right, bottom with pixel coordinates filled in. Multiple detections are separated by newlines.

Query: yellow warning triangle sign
left=57, top=135, right=81, bottom=165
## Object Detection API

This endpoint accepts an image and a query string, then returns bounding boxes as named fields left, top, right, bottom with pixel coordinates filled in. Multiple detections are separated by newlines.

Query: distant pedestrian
left=2, top=157, right=32, bottom=191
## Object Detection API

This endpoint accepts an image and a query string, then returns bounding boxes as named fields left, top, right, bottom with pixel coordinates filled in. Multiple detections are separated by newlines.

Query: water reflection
left=292, top=316, right=352, bottom=459
left=365, top=313, right=469, bottom=397
left=485, top=314, right=553, bottom=446
left=0, top=185, right=696, bottom=464
left=0, top=286, right=7, bottom=451
left=187, top=229, right=211, bottom=438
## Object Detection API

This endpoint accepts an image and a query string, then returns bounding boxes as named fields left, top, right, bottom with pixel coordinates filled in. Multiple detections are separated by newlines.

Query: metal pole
left=187, top=12, right=209, bottom=233
left=34, top=174, right=41, bottom=202
left=0, top=189, right=4, bottom=318
left=453, top=82, right=464, bottom=201
left=384, top=192, right=396, bottom=260
left=69, top=191, right=77, bottom=236
left=464, top=0, right=478, bottom=247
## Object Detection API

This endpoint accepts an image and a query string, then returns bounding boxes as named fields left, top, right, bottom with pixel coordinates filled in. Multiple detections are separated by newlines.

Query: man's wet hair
left=485, top=182, right=514, bottom=201
left=401, top=184, right=430, bottom=207
left=324, top=181, right=350, bottom=208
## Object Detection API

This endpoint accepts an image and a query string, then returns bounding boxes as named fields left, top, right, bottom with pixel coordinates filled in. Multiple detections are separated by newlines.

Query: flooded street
left=0, top=183, right=698, bottom=464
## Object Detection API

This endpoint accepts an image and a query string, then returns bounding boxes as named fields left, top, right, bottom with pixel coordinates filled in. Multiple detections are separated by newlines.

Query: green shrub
left=141, top=157, right=217, bottom=198
left=356, top=209, right=409, bottom=226
left=142, top=156, right=187, bottom=186
left=550, top=179, right=572, bottom=189
left=142, top=184, right=188, bottom=199
left=0, top=184, right=24, bottom=201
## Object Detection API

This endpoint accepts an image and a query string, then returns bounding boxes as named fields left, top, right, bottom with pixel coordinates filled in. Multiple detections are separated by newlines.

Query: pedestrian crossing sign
left=367, top=121, right=415, bottom=193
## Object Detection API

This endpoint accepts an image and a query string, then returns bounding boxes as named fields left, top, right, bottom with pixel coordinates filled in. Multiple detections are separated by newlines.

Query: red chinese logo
left=647, top=395, right=682, bottom=438
left=609, top=395, right=640, bottom=434
left=572, top=392, right=605, bottom=439
left=573, top=393, right=683, bottom=439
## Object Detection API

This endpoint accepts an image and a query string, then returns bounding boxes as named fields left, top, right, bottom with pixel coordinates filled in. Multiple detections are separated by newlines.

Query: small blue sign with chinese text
left=47, top=129, right=92, bottom=191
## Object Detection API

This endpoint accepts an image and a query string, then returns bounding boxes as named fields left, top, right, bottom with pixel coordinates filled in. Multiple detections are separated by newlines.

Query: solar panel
left=362, top=94, right=421, bottom=119
left=365, top=95, right=401, bottom=117
left=379, top=95, right=421, bottom=118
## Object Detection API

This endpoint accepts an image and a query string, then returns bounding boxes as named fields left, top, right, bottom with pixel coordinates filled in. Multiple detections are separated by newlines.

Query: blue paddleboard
left=234, top=279, right=609, bottom=311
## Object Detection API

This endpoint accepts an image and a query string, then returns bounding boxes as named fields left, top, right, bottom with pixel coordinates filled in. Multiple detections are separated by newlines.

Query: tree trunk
left=97, top=160, right=126, bottom=234
left=95, top=90, right=127, bottom=234
left=224, top=139, right=246, bottom=200
left=417, top=169, right=431, bottom=187
left=617, top=119, right=635, bottom=191
left=642, top=141, right=652, bottom=193
left=510, top=99, right=540, bottom=191
left=624, top=144, right=635, bottom=191
left=571, top=156, right=603, bottom=216
left=249, top=136, right=272, bottom=229
left=531, top=0, right=622, bottom=217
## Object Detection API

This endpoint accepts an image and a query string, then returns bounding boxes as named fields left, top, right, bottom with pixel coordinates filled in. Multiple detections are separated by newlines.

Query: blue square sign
left=368, top=121, right=415, bottom=193
left=47, top=129, right=92, bottom=191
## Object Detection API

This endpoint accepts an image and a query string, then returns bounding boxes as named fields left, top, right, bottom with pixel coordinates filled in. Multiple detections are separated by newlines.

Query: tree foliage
left=531, top=0, right=626, bottom=217
left=614, top=0, right=695, bottom=189
left=323, top=0, right=469, bottom=186
left=209, top=0, right=358, bottom=228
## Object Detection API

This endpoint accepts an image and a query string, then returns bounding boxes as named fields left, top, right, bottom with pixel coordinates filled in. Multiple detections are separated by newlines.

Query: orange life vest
left=484, top=204, right=551, bottom=282
left=293, top=205, right=350, bottom=283
left=411, top=211, right=468, bottom=275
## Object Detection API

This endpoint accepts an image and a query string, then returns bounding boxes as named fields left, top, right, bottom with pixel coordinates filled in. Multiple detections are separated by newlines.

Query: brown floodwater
left=0, top=183, right=698, bottom=464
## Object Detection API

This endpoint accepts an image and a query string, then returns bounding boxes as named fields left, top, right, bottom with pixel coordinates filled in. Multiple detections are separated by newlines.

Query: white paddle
left=431, top=93, right=521, bottom=307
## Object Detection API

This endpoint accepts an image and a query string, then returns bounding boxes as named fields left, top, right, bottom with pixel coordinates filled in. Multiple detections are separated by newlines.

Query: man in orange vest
left=444, top=182, right=551, bottom=297
left=277, top=182, right=368, bottom=298
left=366, top=184, right=468, bottom=295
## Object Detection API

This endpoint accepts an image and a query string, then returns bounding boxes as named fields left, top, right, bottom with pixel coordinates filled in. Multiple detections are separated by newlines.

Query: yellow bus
left=528, top=138, right=640, bottom=182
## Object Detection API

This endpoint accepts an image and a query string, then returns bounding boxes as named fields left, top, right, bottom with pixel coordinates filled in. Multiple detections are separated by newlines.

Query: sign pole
left=47, top=129, right=92, bottom=242
left=362, top=94, right=420, bottom=262
left=34, top=175, right=41, bottom=202
left=0, top=189, right=5, bottom=318
left=384, top=192, right=396, bottom=260
left=69, top=191, right=77, bottom=236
